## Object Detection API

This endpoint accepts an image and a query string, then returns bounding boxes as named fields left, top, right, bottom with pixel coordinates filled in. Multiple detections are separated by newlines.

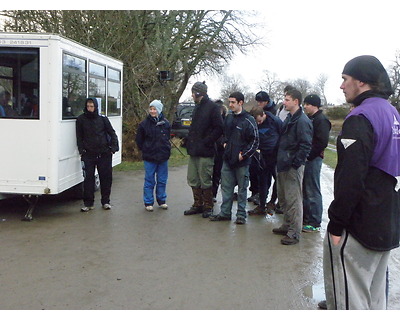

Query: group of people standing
left=81, top=54, right=400, bottom=309
left=182, top=81, right=331, bottom=246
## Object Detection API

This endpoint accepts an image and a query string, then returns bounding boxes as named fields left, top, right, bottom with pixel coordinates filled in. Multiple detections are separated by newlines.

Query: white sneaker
left=160, top=204, right=168, bottom=210
left=102, top=203, right=112, bottom=210
left=81, top=206, right=94, bottom=212
left=145, top=206, right=154, bottom=212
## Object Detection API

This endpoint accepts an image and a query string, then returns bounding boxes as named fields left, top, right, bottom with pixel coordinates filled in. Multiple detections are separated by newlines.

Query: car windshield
left=176, top=104, right=195, bottom=119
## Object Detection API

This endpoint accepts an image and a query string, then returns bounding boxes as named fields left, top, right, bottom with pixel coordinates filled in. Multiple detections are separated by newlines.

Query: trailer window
left=62, top=53, right=87, bottom=119
left=89, top=62, right=106, bottom=115
left=107, top=68, right=121, bottom=116
left=0, top=47, right=39, bottom=119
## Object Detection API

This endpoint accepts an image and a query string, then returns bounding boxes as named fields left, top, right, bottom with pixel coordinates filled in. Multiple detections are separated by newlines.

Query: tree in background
left=389, top=51, right=400, bottom=111
left=0, top=10, right=261, bottom=159
left=313, top=73, right=328, bottom=106
left=257, top=70, right=329, bottom=107
left=257, top=70, right=282, bottom=104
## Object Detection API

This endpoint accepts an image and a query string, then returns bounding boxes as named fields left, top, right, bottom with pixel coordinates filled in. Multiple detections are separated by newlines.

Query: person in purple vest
left=323, top=55, right=400, bottom=309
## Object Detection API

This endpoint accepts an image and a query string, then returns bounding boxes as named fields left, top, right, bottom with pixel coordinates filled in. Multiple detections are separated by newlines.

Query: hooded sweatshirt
left=76, top=98, right=119, bottom=155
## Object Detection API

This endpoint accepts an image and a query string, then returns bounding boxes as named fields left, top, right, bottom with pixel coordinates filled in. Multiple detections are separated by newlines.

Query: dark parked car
left=170, top=102, right=195, bottom=144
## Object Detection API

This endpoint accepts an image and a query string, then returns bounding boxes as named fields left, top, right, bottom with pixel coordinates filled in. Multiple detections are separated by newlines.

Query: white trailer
left=0, top=32, right=123, bottom=220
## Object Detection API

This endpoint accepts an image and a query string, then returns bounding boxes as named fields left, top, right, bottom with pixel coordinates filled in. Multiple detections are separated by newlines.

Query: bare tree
left=219, top=74, right=252, bottom=105
left=257, top=70, right=281, bottom=103
left=1, top=10, right=262, bottom=159
left=389, top=51, right=400, bottom=111
left=313, top=73, right=328, bottom=106
left=289, top=78, right=313, bottom=103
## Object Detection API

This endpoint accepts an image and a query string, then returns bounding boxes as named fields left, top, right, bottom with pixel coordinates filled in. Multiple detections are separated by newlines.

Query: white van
left=0, top=32, right=123, bottom=220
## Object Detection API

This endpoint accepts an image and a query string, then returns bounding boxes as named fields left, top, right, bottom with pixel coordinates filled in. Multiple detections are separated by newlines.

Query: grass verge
left=114, top=143, right=189, bottom=172
left=115, top=138, right=338, bottom=171
left=323, top=148, right=337, bottom=169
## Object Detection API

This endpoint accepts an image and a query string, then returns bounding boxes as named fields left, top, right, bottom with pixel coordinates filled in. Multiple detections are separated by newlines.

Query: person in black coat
left=210, top=92, right=259, bottom=224
left=184, top=81, right=224, bottom=218
left=76, top=98, right=119, bottom=212
left=212, top=99, right=228, bottom=201
left=302, top=95, right=331, bottom=232
left=273, top=89, right=312, bottom=245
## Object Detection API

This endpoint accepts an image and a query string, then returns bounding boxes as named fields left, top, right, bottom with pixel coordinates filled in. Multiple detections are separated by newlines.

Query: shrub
left=325, top=105, right=351, bottom=120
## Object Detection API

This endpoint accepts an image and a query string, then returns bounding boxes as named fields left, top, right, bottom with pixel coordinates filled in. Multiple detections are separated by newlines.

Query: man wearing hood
left=184, top=81, right=223, bottom=218
left=76, top=98, right=119, bottom=212
left=323, top=56, right=400, bottom=309
left=135, top=100, right=171, bottom=211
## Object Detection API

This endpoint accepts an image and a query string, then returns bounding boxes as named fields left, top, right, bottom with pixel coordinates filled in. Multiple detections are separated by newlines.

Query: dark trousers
left=82, top=152, right=113, bottom=206
left=212, top=147, right=224, bottom=198
left=258, top=153, right=276, bottom=208
left=303, top=157, right=323, bottom=227
left=269, top=169, right=278, bottom=204
left=249, top=153, right=261, bottom=195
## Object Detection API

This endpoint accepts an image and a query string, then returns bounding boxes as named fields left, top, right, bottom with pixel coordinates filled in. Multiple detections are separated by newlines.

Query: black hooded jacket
left=76, top=98, right=119, bottom=155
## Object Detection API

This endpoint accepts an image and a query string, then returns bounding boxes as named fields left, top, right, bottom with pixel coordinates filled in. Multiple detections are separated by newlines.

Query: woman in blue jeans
left=135, top=100, right=171, bottom=211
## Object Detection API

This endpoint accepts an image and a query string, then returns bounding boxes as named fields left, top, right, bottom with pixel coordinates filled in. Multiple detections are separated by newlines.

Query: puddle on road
left=303, top=282, right=325, bottom=302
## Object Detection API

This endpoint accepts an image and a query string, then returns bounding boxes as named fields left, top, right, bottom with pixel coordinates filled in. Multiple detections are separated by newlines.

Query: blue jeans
left=143, top=160, right=168, bottom=206
left=303, top=157, right=323, bottom=227
left=220, top=161, right=250, bottom=219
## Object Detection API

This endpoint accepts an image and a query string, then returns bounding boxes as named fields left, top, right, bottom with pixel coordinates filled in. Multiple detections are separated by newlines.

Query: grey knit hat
left=149, top=99, right=163, bottom=115
left=191, top=81, right=208, bottom=96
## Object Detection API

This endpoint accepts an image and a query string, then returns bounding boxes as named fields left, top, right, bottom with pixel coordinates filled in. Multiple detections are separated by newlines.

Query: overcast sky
left=184, top=0, right=400, bottom=105
left=8, top=0, right=400, bottom=105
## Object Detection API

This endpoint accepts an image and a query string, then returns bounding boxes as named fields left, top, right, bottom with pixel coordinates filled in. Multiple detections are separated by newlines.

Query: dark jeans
left=303, top=157, right=323, bottom=227
left=212, top=147, right=224, bottom=198
left=258, top=153, right=277, bottom=209
left=269, top=167, right=278, bottom=204
left=81, top=152, right=113, bottom=207
left=249, top=153, right=262, bottom=195
left=220, top=161, right=250, bottom=219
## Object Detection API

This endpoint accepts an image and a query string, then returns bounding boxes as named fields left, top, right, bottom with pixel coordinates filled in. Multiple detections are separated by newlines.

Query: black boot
left=201, top=187, right=214, bottom=218
left=184, top=187, right=203, bottom=215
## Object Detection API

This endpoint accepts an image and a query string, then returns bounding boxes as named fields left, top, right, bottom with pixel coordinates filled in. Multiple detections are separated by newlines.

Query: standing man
left=272, top=89, right=312, bottom=244
left=184, top=81, right=223, bottom=218
left=323, top=55, right=400, bottom=309
left=254, top=91, right=280, bottom=211
left=271, top=85, right=296, bottom=214
left=248, top=106, right=282, bottom=215
left=76, top=98, right=119, bottom=212
left=276, top=85, right=294, bottom=122
left=210, top=92, right=259, bottom=224
left=302, top=94, right=331, bottom=232
left=247, top=91, right=278, bottom=205
left=255, top=90, right=278, bottom=115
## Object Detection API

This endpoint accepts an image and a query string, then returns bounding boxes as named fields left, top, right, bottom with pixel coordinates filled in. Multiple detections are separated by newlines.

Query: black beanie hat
left=304, top=94, right=321, bottom=108
left=191, top=81, right=208, bottom=96
left=342, top=55, right=393, bottom=97
left=255, top=91, right=270, bottom=102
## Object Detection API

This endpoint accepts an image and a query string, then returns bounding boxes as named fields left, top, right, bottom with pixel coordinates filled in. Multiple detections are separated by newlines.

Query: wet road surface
left=1, top=164, right=400, bottom=310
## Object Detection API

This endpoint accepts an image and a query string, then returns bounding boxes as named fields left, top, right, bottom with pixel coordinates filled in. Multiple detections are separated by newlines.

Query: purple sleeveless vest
left=346, top=97, right=400, bottom=179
